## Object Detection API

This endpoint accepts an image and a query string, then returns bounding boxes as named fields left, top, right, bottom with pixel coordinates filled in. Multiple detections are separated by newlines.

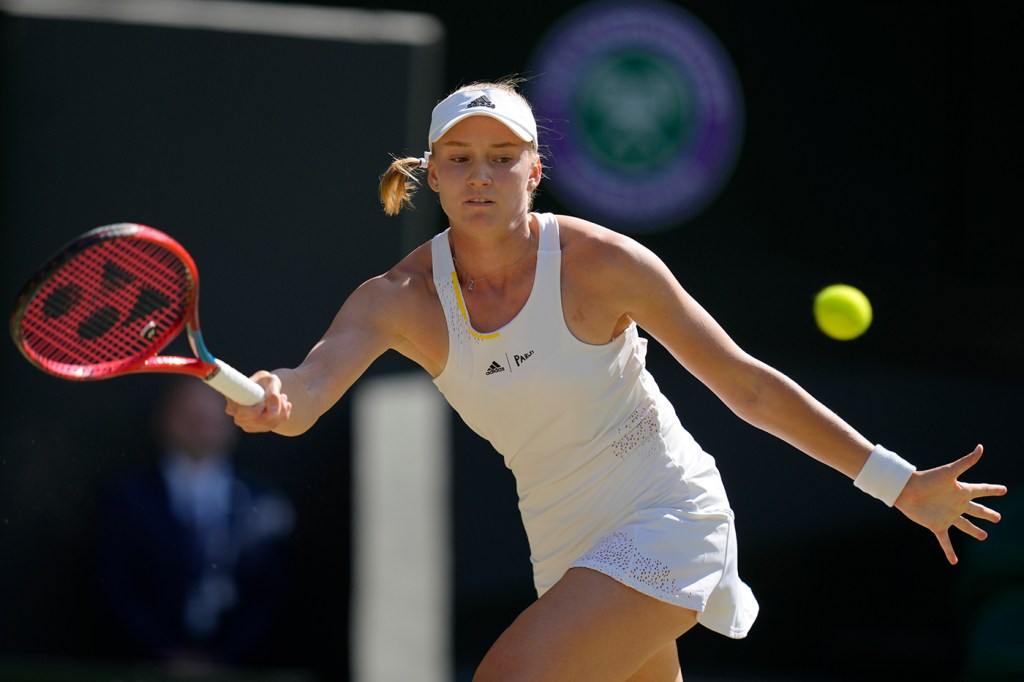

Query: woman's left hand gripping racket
left=9, top=223, right=265, bottom=406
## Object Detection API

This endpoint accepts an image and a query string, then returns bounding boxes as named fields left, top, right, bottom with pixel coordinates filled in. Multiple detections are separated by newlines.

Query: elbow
left=273, top=417, right=317, bottom=438
left=721, top=363, right=788, bottom=429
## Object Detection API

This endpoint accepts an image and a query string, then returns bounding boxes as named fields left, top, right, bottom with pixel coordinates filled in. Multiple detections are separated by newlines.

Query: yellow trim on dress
left=452, top=271, right=500, bottom=340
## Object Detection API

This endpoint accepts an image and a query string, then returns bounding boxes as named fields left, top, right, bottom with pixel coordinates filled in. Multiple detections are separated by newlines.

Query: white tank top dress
left=431, top=213, right=759, bottom=639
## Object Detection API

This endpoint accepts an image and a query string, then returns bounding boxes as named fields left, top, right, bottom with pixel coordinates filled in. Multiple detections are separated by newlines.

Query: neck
left=449, top=216, right=535, bottom=292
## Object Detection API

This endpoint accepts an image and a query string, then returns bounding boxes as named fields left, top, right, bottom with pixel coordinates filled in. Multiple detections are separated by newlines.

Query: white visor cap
left=428, top=88, right=538, bottom=146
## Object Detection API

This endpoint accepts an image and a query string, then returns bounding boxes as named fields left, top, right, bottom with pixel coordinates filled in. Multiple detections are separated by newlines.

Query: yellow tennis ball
left=813, top=284, right=872, bottom=340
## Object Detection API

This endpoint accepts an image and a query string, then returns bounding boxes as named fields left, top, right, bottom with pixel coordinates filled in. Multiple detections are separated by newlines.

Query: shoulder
left=346, top=239, right=438, bottom=324
left=554, top=214, right=626, bottom=248
left=101, top=464, right=170, bottom=521
left=556, top=215, right=655, bottom=264
left=105, top=464, right=164, bottom=498
left=554, top=214, right=668, bottom=291
left=328, top=238, right=446, bottom=371
left=551, top=214, right=683, bottom=340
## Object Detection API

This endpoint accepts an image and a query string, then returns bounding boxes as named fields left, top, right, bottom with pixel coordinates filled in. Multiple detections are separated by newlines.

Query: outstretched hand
left=894, top=445, right=1007, bottom=565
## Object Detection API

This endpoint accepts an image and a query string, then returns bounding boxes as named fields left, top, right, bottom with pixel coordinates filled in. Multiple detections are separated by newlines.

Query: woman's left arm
left=602, top=231, right=1007, bottom=564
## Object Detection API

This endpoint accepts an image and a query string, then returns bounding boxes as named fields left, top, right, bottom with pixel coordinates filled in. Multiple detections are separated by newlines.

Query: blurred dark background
left=1, top=0, right=1021, bottom=680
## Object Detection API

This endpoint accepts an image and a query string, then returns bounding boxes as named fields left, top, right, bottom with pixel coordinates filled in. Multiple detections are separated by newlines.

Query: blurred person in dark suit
left=98, top=377, right=295, bottom=673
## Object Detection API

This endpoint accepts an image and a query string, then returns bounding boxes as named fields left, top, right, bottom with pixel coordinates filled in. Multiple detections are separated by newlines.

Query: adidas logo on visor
left=485, top=360, right=505, bottom=375
left=466, top=95, right=495, bottom=109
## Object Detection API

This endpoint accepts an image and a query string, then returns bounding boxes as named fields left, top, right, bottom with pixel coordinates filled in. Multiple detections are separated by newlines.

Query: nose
left=467, top=160, right=492, bottom=188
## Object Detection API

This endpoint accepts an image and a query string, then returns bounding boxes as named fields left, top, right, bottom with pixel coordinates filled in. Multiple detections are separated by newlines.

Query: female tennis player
left=227, top=80, right=1006, bottom=681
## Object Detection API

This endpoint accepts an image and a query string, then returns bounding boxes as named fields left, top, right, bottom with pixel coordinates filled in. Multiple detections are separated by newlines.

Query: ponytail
left=379, top=156, right=427, bottom=216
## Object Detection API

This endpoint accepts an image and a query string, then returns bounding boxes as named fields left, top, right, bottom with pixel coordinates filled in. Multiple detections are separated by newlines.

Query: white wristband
left=854, top=445, right=916, bottom=507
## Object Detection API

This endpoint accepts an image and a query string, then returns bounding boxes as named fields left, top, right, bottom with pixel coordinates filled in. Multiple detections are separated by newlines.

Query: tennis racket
left=9, top=223, right=264, bottom=406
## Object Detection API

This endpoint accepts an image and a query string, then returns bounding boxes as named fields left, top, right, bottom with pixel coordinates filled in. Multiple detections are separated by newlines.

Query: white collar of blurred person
left=161, top=449, right=234, bottom=524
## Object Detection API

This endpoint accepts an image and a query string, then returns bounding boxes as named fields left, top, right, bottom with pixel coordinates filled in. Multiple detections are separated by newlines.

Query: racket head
left=10, top=223, right=200, bottom=380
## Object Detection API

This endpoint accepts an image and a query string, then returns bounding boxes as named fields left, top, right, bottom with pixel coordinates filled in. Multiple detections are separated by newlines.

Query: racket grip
left=205, top=359, right=266, bottom=406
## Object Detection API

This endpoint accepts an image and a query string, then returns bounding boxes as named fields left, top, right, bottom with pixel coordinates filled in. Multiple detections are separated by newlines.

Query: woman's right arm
left=225, top=271, right=409, bottom=436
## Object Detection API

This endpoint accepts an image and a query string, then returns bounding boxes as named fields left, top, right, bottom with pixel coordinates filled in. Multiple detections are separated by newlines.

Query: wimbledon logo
left=528, top=0, right=744, bottom=233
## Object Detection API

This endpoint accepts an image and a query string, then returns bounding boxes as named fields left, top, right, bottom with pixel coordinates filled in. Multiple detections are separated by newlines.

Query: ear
left=528, top=158, right=542, bottom=189
left=426, top=165, right=438, bottom=192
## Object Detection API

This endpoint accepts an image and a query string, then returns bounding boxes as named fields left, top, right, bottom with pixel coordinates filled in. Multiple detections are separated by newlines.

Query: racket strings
left=19, top=238, right=192, bottom=377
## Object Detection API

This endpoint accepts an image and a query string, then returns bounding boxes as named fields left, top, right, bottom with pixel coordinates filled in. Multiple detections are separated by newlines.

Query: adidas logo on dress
left=485, top=360, right=505, bottom=375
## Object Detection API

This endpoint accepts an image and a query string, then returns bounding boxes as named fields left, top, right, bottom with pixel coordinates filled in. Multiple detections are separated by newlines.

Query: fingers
left=953, top=515, right=988, bottom=542
left=948, top=445, right=1005, bottom=503
left=911, top=445, right=1007, bottom=566
left=966, top=500, right=1003, bottom=523
left=949, top=444, right=984, bottom=476
left=935, top=529, right=958, bottom=565
left=225, top=371, right=292, bottom=433
left=965, top=482, right=1009, bottom=502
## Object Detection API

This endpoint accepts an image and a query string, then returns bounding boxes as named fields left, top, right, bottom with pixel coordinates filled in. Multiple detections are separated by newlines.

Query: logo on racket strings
left=42, top=258, right=173, bottom=342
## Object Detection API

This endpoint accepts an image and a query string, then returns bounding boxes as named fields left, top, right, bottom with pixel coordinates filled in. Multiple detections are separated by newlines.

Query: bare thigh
left=626, top=642, right=683, bottom=682
left=473, top=567, right=696, bottom=682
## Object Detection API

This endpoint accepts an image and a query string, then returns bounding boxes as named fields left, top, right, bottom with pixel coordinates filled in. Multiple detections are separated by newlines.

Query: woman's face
left=429, top=115, right=541, bottom=230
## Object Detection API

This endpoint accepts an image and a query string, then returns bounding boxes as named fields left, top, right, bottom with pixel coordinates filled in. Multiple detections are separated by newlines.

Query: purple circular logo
left=529, top=0, right=744, bottom=233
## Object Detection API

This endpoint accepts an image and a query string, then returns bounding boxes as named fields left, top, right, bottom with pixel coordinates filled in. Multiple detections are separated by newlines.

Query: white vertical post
left=352, top=373, right=451, bottom=682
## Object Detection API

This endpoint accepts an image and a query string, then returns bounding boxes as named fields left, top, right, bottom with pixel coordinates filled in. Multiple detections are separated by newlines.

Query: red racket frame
left=11, top=223, right=218, bottom=381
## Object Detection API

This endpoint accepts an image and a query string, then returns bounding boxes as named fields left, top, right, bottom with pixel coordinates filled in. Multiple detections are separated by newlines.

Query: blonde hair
left=378, top=78, right=541, bottom=216
left=378, top=155, right=425, bottom=216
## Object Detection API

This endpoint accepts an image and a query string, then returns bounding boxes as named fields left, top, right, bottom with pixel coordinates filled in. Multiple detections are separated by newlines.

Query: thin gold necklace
left=452, top=231, right=535, bottom=292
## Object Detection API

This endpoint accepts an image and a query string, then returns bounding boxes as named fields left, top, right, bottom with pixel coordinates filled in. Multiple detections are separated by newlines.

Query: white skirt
left=525, top=394, right=759, bottom=639
left=570, top=505, right=758, bottom=639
